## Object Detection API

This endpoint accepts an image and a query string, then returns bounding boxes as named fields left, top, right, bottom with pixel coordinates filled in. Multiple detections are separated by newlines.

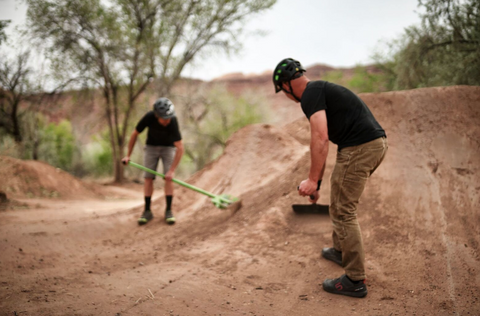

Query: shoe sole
left=138, top=218, right=151, bottom=225
left=322, top=251, right=342, bottom=266
left=166, top=217, right=176, bottom=225
left=322, top=285, right=368, bottom=298
left=138, top=215, right=153, bottom=225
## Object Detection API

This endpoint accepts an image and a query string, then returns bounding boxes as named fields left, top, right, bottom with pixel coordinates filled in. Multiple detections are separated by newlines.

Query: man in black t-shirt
left=273, top=58, right=388, bottom=298
left=122, top=98, right=184, bottom=225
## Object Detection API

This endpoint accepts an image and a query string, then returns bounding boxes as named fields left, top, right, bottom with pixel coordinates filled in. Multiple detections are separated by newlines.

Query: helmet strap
left=289, top=81, right=302, bottom=102
left=282, top=81, right=301, bottom=102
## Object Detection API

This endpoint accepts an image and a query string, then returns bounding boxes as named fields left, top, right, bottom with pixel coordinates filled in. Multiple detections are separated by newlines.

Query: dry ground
left=1, top=86, right=479, bottom=316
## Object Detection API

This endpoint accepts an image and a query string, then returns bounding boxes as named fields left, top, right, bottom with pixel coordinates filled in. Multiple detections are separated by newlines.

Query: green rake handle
left=124, top=161, right=236, bottom=209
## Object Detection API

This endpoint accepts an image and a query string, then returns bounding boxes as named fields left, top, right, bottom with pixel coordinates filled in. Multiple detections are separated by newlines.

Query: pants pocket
left=354, top=147, right=386, bottom=179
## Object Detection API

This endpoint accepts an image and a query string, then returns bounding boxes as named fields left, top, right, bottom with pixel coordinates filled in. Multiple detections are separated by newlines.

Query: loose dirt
left=1, top=86, right=479, bottom=316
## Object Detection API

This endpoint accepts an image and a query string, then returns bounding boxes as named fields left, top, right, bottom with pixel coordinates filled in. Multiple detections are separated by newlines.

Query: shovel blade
left=292, top=204, right=329, bottom=215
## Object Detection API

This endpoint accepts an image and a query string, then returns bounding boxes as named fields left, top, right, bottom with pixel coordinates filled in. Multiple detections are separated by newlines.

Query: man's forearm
left=126, top=133, right=137, bottom=157
left=307, top=110, right=329, bottom=184
left=309, top=138, right=328, bottom=182
left=319, top=160, right=326, bottom=181
left=169, top=148, right=184, bottom=172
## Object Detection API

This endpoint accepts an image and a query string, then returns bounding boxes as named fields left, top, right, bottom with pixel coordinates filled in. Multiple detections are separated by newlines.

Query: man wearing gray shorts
left=122, top=98, right=184, bottom=225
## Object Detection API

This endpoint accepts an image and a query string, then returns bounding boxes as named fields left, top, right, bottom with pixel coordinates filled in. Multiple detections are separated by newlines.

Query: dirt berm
left=0, top=85, right=479, bottom=315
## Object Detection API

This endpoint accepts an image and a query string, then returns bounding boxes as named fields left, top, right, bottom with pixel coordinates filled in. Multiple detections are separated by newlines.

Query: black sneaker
left=165, top=209, right=176, bottom=225
left=322, top=247, right=343, bottom=266
left=322, top=274, right=368, bottom=298
left=138, top=210, right=153, bottom=225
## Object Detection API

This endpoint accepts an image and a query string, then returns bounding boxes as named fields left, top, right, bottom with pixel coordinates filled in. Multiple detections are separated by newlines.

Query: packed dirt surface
left=1, top=86, right=479, bottom=316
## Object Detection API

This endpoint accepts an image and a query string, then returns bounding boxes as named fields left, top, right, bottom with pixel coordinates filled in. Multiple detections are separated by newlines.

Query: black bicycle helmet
left=153, top=97, right=175, bottom=119
left=273, top=58, right=306, bottom=93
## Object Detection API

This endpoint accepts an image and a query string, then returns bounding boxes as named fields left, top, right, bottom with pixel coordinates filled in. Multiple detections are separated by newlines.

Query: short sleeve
left=170, top=117, right=182, bottom=142
left=301, top=81, right=327, bottom=120
left=135, top=112, right=152, bottom=133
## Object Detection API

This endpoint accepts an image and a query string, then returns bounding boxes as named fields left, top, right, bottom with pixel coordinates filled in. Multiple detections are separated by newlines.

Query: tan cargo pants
left=330, top=136, right=388, bottom=280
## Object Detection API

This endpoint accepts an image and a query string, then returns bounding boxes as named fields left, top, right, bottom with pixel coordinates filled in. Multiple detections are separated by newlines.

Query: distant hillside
left=2, top=63, right=384, bottom=178
left=212, top=63, right=381, bottom=83
left=207, top=63, right=384, bottom=126
left=21, top=63, right=381, bottom=132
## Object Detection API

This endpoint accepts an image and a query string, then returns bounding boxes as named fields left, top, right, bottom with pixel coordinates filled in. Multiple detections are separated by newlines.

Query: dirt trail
left=1, top=86, right=479, bottom=316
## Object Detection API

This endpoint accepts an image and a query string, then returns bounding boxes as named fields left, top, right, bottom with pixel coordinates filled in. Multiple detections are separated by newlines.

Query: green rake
left=124, top=161, right=240, bottom=210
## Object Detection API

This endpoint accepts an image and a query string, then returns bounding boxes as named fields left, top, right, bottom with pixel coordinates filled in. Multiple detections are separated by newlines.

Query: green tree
left=321, top=67, right=386, bottom=93
left=375, top=0, right=480, bottom=89
left=81, top=130, right=114, bottom=177
left=26, top=0, right=276, bottom=182
left=348, top=66, right=385, bottom=93
left=0, top=52, right=31, bottom=143
left=322, top=70, right=344, bottom=84
left=178, top=84, right=269, bottom=171
left=0, top=48, right=75, bottom=158
left=38, top=120, right=76, bottom=171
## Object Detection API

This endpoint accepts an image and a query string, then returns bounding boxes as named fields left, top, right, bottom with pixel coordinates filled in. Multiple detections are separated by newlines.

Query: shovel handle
left=125, top=160, right=218, bottom=198
left=124, top=160, right=238, bottom=209
left=297, top=186, right=315, bottom=200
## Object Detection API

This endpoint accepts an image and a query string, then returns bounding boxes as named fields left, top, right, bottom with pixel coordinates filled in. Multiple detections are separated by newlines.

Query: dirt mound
left=0, top=86, right=479, bottom=315
left=0, top=156, right=102, bottom=199
left=355, top=85, right=480, bottom=314
left=187, top=124, right=308, bottom=197
left=145, top=85, right=480, bottom=315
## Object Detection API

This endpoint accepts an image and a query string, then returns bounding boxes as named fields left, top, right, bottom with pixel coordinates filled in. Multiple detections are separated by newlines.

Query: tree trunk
left=113, top=140, right=126, bottom=183
left=113, top=157, right=124, bottom=182
left=11, top=98, right=22, bottom=143
left=32, top=139, right=39, bottom=160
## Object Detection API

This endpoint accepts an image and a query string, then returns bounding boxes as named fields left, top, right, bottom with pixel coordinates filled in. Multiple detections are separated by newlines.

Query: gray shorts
left=143, top=145, right=177, bottom=179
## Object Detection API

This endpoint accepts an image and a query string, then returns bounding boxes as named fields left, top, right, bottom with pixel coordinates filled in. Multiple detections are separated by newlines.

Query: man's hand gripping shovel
left=124, top=161, right=241, bottom=211
left=293, top=185, right=329, bottom=215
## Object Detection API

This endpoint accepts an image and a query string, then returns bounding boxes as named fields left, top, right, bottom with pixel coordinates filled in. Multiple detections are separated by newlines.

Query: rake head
left=211, top=194, right=239, bottom=209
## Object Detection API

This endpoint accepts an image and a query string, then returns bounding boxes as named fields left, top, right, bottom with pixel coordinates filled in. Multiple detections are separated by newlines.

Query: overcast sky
left=0, top=0, right=423, bottom=81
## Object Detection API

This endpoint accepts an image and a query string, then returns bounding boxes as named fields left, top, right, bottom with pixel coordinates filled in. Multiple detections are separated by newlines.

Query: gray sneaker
left=165, top=209, right=176, bottom=225
left=322, top=247, right=343, bottom=266
left=138, top=210, right=153, bottom=225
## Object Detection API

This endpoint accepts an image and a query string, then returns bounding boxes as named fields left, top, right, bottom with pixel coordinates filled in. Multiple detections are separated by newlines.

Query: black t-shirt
left=135, top=111, right=182, bottom=146
left=301, top=80, right=386, bottom=150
